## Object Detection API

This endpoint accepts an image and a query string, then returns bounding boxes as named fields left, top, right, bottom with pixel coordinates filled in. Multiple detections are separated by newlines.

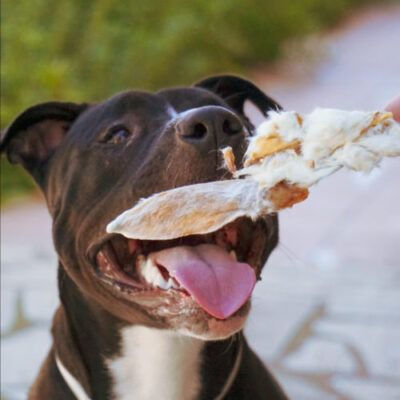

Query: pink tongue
left=149, top=244, right=256, bottom=319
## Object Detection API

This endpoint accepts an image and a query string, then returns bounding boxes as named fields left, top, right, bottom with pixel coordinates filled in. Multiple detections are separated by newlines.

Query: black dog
left=1, top=75, right=288, bottom=400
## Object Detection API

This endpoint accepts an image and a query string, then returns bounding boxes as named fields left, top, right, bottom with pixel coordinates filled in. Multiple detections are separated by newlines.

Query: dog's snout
left=176, top=106, right=244, bottom=150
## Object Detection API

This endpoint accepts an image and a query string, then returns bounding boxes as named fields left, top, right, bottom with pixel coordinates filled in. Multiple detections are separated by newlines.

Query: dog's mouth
left=95, top=217, right=269, bottom=320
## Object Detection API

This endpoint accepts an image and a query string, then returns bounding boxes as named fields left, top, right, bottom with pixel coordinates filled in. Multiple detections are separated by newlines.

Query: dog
left=1, top=75, right=289, bottom=400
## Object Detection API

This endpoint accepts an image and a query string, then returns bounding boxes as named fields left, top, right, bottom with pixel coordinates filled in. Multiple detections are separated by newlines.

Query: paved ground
left=2, top=5, right=400, bottom=400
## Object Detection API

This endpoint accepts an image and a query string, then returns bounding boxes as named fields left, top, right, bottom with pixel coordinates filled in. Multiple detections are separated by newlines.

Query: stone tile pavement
left=245, top=156, right=400, bottom=399
left=2, top=5, right=400, bottom=400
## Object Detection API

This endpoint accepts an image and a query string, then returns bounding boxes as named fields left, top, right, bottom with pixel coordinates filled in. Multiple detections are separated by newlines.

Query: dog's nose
left=175, top=106, right=244, bottom=150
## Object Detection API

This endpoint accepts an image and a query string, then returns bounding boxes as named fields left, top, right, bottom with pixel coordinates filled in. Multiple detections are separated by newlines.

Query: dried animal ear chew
left=107, top=108, right=400, bottom=240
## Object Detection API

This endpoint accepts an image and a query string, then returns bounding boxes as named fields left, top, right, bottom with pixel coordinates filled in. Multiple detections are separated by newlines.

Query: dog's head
left=1, top=75, right=280, bottom=340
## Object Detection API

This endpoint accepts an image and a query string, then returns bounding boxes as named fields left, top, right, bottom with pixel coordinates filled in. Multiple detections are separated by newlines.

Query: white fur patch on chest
left=108, top=326, right=204, bottom=400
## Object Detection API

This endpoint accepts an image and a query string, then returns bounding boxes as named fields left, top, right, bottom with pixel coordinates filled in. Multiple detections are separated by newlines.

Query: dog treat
left=107, top=108, right=400, bottom=240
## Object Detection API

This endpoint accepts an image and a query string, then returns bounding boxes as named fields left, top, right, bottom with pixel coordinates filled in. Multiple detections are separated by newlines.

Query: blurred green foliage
left=1, top=0, right=379, bottom=204
left=1, top=159, right=37, bottom=205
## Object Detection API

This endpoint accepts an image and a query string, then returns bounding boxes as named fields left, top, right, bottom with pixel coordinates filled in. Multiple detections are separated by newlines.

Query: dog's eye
left=100, top=125, right=132, bottom=144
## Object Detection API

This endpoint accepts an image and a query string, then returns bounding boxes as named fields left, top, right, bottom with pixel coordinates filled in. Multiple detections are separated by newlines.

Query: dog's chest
left=108, top=326, right=204, bottom=400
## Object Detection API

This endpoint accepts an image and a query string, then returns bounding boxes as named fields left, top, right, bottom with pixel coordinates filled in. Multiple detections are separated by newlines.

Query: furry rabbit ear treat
left=107, top=109, right=400, bottom=240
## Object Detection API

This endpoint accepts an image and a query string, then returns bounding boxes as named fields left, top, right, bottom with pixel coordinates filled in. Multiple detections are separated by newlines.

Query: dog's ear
left=0, top=101, right=88, bottom=181
left=195, top=75, right=281, bottom=129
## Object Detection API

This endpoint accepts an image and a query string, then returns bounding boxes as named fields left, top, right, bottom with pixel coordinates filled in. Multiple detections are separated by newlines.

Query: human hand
left=385, top=96, right=400, bottom=122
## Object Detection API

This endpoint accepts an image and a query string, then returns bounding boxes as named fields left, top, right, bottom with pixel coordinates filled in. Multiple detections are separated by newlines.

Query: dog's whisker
left=277, top=242, right=301, bottom=265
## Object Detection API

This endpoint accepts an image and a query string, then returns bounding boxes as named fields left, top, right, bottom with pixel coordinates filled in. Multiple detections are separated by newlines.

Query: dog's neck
left=55, top=267, right=243, bottom=400
left=109, top=326, right=203, bottom=400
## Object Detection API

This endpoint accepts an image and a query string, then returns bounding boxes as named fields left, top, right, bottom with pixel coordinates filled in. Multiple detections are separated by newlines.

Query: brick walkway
left=2, top=6, right=400, bottom=399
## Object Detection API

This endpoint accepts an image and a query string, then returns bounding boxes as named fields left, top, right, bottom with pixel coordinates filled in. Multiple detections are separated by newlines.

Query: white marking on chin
left=108, top=326, right=203, bottom=400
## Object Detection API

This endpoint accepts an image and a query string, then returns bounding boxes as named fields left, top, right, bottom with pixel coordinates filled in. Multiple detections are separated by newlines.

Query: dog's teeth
left=229, top=250, right=237, bottom=261
left=166, top=277, right=179, bottom=289
left=154, top=273, right=168, bottom=289
left=157, top=279, right=171, bottom=290
left=138, top=256, right=183, bottom=290
left=139, top=257, right=169, bottom=288
left=139, top=257, right=157, bottom=283
left=137, top=255, right=146, bottom=274
left=172, top=280, right=180, bottom=289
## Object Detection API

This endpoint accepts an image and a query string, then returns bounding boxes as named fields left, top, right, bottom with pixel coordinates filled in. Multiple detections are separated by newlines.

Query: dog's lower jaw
left=173, top=301, right=251, bottom=341
left=45, top=269, right=246, bottom=400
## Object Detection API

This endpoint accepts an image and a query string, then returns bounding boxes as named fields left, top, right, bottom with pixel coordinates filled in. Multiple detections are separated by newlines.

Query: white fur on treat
left=240, top=108, right=399, bottom=184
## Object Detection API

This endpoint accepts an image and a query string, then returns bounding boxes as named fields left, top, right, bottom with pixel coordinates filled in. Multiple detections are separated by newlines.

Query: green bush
left=1, top=0, right=380, bottom=204
left=1, top=158, right=36, bottom=205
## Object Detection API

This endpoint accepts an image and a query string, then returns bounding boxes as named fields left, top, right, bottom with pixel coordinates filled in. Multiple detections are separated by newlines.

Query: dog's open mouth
left=95, top=217, right=269, bottom=319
